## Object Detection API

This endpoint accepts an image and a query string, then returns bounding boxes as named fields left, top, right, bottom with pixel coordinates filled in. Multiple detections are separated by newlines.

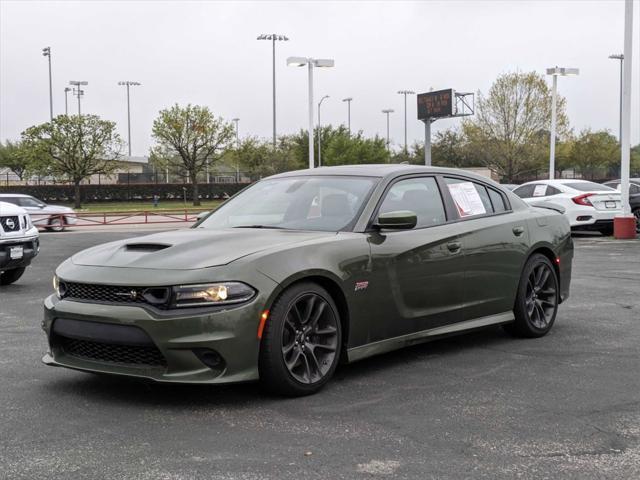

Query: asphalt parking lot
left=1, top=230, right=639, bottom=479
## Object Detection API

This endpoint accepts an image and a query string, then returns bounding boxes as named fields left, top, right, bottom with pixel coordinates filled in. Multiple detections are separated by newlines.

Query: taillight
left=572, top=193, right=594, bottom=206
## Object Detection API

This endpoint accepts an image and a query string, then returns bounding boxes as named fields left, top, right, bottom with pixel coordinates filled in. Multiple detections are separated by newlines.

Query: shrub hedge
left=0, top=183, right=248, bottom=203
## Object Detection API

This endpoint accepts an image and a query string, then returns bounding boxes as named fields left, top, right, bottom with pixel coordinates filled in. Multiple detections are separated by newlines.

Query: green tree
left=569, top=129, right=619, bottom=179
left=462, top=71, right=569, bottom=182
left=0, top=140, right=38, bottom=181
left=151, top=104, right=234, bottom=205
left=21, top=115, right=122, bottom=207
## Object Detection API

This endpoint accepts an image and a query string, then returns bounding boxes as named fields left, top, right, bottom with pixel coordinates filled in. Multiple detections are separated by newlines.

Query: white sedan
left=512, top=180, right=622, bottom=235
left=0, top=194, right=77, bottom=232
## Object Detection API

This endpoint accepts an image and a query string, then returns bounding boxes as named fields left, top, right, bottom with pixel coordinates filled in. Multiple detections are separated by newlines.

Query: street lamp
left=69, top=80, right=88, bottom=116
left=608, top=54, right=624, bottom=143
left=287, top=56, right=335, bottom=169
left=257, top=33, right=289, bottom=148
left=342, top=97, right=353, bottom=134
left=42, top=47, right=53, bottom=120
left=64, top=87, right=71, bottom=115
left=382, top=109, right=394, bottom=152
left=397, top=90, right=415, bottom=152
left=546, top=67, right=579, bottom=179
left=118, top=81, right=141, bottom=157
left=317, top=95, right=329, bottom=166
left=232, top=118, right=240, bottom=182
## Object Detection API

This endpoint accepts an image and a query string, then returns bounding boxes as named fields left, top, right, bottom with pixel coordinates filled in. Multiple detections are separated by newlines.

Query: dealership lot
left=1, top=230, right=639, bottom=479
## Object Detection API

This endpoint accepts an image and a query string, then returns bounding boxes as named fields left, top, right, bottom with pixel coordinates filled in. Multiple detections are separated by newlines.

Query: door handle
left=447, top=241, right=462, bottom=253
left=512, top=226, right=525, bottom=236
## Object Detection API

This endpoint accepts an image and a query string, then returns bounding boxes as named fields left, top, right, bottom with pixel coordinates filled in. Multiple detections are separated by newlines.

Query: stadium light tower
left=63, top=87, right=71, bottom=115
left=382, top=109, right=394, bottom=151
left=287, top=56, right=335, bottom=169
left=69, top=80, right=88, bottom=116
left=546, top=67, right=579, bottom=179
left=118, top=81, right=141, bottom=156
left=257, top=33, right=289, bottom=148
left=42, top=47, right=53, bottom=120
left=397, top=90, right=415, bottom=152
left=342, top=97, right=353, bottom=134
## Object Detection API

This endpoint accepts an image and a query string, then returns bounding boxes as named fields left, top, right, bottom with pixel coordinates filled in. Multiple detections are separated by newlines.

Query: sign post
left=417, top=89, right=474, bottom=166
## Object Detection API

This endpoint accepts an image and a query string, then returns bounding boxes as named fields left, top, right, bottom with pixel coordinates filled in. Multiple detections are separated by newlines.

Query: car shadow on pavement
left=42, top=325, right=519, bottom=407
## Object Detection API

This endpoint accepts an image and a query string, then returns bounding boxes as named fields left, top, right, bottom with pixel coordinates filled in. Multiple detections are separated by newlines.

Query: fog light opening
left=193, top=348, right=226, bottom=373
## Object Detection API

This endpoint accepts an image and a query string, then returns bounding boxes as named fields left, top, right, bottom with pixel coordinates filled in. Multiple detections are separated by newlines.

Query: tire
left=259, top=282, right=342, bottom=396
left=504, top=254, right=559, bottom=338
left=0, top=267, right=26, bottom=285
left=634, top=209, right=640, bottom=234
left=46, top=216, right=66, bottom=232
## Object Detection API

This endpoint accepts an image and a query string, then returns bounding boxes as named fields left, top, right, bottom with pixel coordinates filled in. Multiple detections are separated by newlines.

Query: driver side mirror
left=374, top=210, right=417, bottom=230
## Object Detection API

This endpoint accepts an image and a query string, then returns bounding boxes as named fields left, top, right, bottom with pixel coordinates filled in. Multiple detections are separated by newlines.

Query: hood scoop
left=124, top=243, right=171, bottom=252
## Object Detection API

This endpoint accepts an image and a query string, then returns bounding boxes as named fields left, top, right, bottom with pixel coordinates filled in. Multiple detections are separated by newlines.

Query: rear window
left=563, top=182, right=615, bottom=192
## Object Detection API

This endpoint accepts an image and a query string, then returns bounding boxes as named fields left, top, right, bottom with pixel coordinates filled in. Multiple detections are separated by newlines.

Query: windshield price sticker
left=447, top=182, right=486, bottom=217
left=533, top=185, right=547, bottom=197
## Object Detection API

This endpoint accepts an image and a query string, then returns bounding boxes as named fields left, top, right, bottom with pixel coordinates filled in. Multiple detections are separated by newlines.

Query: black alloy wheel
left=259, top=282, right=341, bottom=396
left=506, top=254, right=559, bottom=338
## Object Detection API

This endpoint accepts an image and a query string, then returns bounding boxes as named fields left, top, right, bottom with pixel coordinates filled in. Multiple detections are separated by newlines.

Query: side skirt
left=347, top=311, right=514, bottom=363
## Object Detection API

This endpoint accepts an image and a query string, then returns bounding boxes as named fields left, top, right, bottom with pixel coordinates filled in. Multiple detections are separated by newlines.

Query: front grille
left=0, top=216, right=20, bottom=232
left=63, top=282, right=170, bottom=309
left=59, top=336, right=167, bottom=367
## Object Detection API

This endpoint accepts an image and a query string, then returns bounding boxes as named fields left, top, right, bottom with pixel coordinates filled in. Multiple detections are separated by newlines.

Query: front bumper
left=0, top=236, right=39, bottom=271
left=42, top=294, right=266, bottom=384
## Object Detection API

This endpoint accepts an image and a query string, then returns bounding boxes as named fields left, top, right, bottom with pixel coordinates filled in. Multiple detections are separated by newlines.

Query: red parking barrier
left=34, top=209, right=211, bottom=228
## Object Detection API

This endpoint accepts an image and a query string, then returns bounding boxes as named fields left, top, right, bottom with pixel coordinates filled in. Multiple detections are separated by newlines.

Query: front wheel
left=259, top=282, right=341, bottom=396
left=46, top=216, right=66, bottom=232
left=0, top=267, right=26, bottom=285
left=505, top=254, right=559, bottom=338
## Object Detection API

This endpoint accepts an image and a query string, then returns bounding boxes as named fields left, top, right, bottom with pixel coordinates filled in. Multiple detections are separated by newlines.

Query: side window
left=630, top=184, right=640, bottom=194
left=513, top=184, right=535, bottom=198
left=546, top=186, right=561, bottom=196
left=379, top=177, right=446, bottom=228
left=488, top=188, right=507, bottom=213
left=444, top=177, right=494, bottom=217
left=531, top=184, right=548, bottom=197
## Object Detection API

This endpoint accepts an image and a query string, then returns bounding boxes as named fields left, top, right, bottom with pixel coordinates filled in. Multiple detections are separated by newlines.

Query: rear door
left=442, top=176, right=530, bottom=321
left=366, top=175, right=465, bottom=341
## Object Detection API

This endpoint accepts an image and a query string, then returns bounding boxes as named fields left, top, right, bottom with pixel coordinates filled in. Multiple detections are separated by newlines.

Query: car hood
left=71, top=228, right=335, bottom=270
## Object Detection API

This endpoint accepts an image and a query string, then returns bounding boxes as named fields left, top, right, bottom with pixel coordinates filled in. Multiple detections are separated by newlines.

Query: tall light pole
left=546, top=67, right=579, bottom=179
left=42, top=47, right=53, bottom=120
left=118, top=81, right=141, bottom=157
left=397, top=90, right=415, bottom=152
left=342, top=97, right=353, bottom=134
left=232, top=118, right=240, bottom=182
left=287, top=56, right=335, bottom=169
left=317, top=95, right=329, bottom=167
left=64, top=87, right=71, bottom=115
left=608, top=54, right=624, bottom=143
left=382, top=109, right=394, bottom=152
left=614, top=0, right=635, bottom=239
left=69, top=81, right=88, bottom=115
left=257, top=33, right=289, bottom=148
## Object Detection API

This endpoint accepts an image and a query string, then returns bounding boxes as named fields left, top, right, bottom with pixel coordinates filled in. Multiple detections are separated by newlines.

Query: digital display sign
left=417, top=89, right=455, bottom=120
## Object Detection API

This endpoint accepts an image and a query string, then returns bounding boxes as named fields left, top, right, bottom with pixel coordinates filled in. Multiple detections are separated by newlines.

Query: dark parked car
left=43, top=165, right=573, bottom=396
left=603, top=178, right=640, bottom=232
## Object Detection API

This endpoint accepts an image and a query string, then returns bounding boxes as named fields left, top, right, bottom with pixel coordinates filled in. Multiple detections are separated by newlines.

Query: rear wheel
left=634, top=208, right=640, bottom=233
left=505, top=254, right=558, bottom=338
left=46, top=216, right=65, bottom=232
left=259, top=282, right=341, bottom=396
left=0, top=267, right=26, bottom=285
left=598, top=225, right=614, bottom=236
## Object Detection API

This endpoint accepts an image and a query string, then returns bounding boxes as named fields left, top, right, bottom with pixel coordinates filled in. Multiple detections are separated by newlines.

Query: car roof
left=604, top=178, right=640, bottom=183
left=268, top=164, right=499, bottom=184
left=518, top=179, right=602, bottom=186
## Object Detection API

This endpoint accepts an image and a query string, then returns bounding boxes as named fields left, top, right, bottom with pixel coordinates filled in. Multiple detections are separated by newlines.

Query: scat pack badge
left=354, top=281, right=369, bottom=292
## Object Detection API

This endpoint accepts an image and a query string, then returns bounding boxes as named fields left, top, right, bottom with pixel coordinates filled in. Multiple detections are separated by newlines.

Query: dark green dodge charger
left=43, top=165, right=573, bottom=396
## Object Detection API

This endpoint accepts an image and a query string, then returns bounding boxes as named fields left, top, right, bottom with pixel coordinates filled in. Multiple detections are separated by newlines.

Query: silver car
left=0, top=194, right=77, bottom=232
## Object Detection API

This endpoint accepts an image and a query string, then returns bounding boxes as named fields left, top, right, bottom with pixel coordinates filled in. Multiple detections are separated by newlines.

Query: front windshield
left=198, top=175, right=378, bottom=232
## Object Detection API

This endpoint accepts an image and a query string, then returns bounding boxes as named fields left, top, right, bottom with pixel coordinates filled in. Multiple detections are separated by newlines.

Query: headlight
left=52, top=275, right=66, bottom=298
left=173, top=282, right=255, bottom=308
